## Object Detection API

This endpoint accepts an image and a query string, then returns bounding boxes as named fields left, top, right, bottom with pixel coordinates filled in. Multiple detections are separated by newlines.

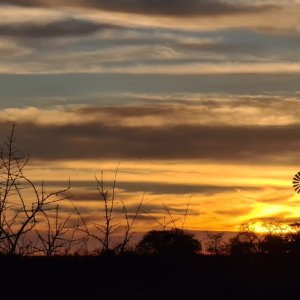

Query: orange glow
left=241, top=221, right=294, bottom=235
left=23, top=159, right=300, bottom=232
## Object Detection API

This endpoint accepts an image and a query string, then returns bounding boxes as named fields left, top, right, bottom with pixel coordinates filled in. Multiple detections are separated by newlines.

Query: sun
left=244, top=221, right=293, bottom=235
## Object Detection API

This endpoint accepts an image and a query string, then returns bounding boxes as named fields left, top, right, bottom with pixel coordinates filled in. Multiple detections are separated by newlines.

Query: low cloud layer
left=2, top=0, right=277, bottom=16
left=0, top=18, right=120, bottom=38
left=2, top=95, right=300, bottom=127
left=1, top=118, right=300, bottom=164
left=1, top=100, right=300, bottom=164
left=60, top=180, right=253, bottom=196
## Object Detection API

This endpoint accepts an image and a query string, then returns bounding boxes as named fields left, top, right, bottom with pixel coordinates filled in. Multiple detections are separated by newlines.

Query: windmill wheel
left=293, top=172, right=300, bottom=193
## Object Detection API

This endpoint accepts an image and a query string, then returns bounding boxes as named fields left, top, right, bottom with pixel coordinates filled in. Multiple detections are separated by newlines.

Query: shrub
left=136, top=229, right=201, bottom=256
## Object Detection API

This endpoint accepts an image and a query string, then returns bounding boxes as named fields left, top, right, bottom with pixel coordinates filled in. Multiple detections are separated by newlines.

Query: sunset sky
left=1, top=0, right=300, bottom=233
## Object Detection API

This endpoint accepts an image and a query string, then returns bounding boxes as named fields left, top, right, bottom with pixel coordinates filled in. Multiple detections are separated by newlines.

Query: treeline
left=205, top=225, right=300, bottom=257
left=1, top=124, right=300, bottom=257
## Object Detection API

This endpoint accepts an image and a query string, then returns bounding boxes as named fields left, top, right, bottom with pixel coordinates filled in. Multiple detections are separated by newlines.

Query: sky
left=1, top=0, right=300, bottom=233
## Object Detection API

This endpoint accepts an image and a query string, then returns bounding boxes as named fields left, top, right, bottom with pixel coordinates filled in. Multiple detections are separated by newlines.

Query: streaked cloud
left=1, top=0, right=277, bottom=16
left=1, top=105, right=300, bottom=164
left=0, top=18, right=120, bottom=38
left=2, top=95, right=300, bottom=127
left=0, top=0, right=299, bottom=232
left=0, top=1, right=299, bottom=77
left=0, top=38, right=31, bottom=56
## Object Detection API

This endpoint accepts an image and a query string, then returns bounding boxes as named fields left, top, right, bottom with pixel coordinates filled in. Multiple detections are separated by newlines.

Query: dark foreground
left=1, top=255, right=299, bottom=300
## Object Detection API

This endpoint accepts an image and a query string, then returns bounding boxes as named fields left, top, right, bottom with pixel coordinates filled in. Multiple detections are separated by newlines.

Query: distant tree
left=252, top=221, right=291, bottom=256
left=229, top=230, right=260, bottom=256
left=285, top=222, right=300, bottom=255
left=136, top=229, right=201, bottom=256
left=205, top=232, right=227, bottom=255
left=285, top=232, right=300, bottom=255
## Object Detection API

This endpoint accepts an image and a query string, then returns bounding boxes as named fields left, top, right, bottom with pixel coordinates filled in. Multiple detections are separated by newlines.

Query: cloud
left=249, top=214, right=300, bottom=225
left=1, top=102, right=300, bottom=164
left=0, top=39, right=31, bottom=56
left=2, top=96, right=300, bottom=128
left=126, top=203, right=200, bottom=216
left=3, top=59, right=300, bottom=75
left=0, top=18, right=120, bottom=38
left=0, top=5, right=298, bottom=76
left=125, top=214, right=160, bottom=221
left=1, top=0, right=299, bottom=37
left=215, top=207, right=253, bottom=217
left=112, top=182, right=252, bottom=195
left=75, top=0, right=277, bottom=17
left=1, top=118, right=300, bottom=164
left=77, top=97, right=300, bottom=127
left=97, top=62, right=300, bottom=75
left=22, top=179, right=263, bottom=197
left=2, top=0, right=277, bottom=17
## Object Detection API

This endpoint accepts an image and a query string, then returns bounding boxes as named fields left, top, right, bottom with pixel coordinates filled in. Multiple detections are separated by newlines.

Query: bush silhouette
left=259, top=234, right=286, bottom=255
left=284, top=232, right=300, bottom=255
left=229, top=231, right=259, bottom=256
left=136, top=229, right=201, bottom=256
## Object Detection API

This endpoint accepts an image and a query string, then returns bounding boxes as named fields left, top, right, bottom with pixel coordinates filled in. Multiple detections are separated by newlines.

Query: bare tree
left=141, top=198, right=191, bottom=231
left=116, top=193, right=144, bottom=253
left=77, top=168, right=143, bottom=254
left=0, top=124, right=70, bottom=255
left=34, top=205, right=85, bottom=256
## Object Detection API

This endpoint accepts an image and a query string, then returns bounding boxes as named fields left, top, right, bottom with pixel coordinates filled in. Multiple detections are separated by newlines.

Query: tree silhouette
left=76, top=168, right=143, bottom=255
left=34, top=205, right=85, bottom=256
left=259, top=234, right=286, bottom=255
left=136, top=229, right=201, bottom=256
left=285, top=222, right=300, bottom=255
left=285, top=232, right=300, bottom=255
left=229, top=231, right=260, bottom=256
left=0, top=124, right=70, bottom=255
left=205, top=232, right=227, bottom=255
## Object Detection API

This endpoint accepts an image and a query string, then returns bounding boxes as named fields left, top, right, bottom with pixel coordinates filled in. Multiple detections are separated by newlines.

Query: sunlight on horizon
left=21, top=159, right=300, bottom=232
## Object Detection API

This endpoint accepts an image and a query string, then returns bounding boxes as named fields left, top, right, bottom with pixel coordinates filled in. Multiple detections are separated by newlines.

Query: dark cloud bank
left=2, top=0, right=277, bottom=16
left=46, top=180, right=255, bottom=196
left=1, top=121, right=300, bottom=164
left=0, top=18, right=120, bottom=38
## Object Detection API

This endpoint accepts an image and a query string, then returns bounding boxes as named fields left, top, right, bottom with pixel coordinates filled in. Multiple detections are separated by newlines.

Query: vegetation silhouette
left=136, top=229, right=201, bottom=256
left=75, top=167, right=144, bottom=255
left=261, top=234, right=286, bottom=255
left=229, top=231, right=260, bottom=256
left=0, top=124, right=72, bottom=255
left=205, top=232, right=227, bottom=255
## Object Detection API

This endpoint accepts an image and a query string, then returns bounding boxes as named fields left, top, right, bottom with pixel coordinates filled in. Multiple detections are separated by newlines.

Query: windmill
left=292, top=172, right=300, bottom=193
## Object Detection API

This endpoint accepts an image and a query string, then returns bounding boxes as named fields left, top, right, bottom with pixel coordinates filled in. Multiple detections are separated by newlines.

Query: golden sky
left=1, top=0, right=300, bottom=233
